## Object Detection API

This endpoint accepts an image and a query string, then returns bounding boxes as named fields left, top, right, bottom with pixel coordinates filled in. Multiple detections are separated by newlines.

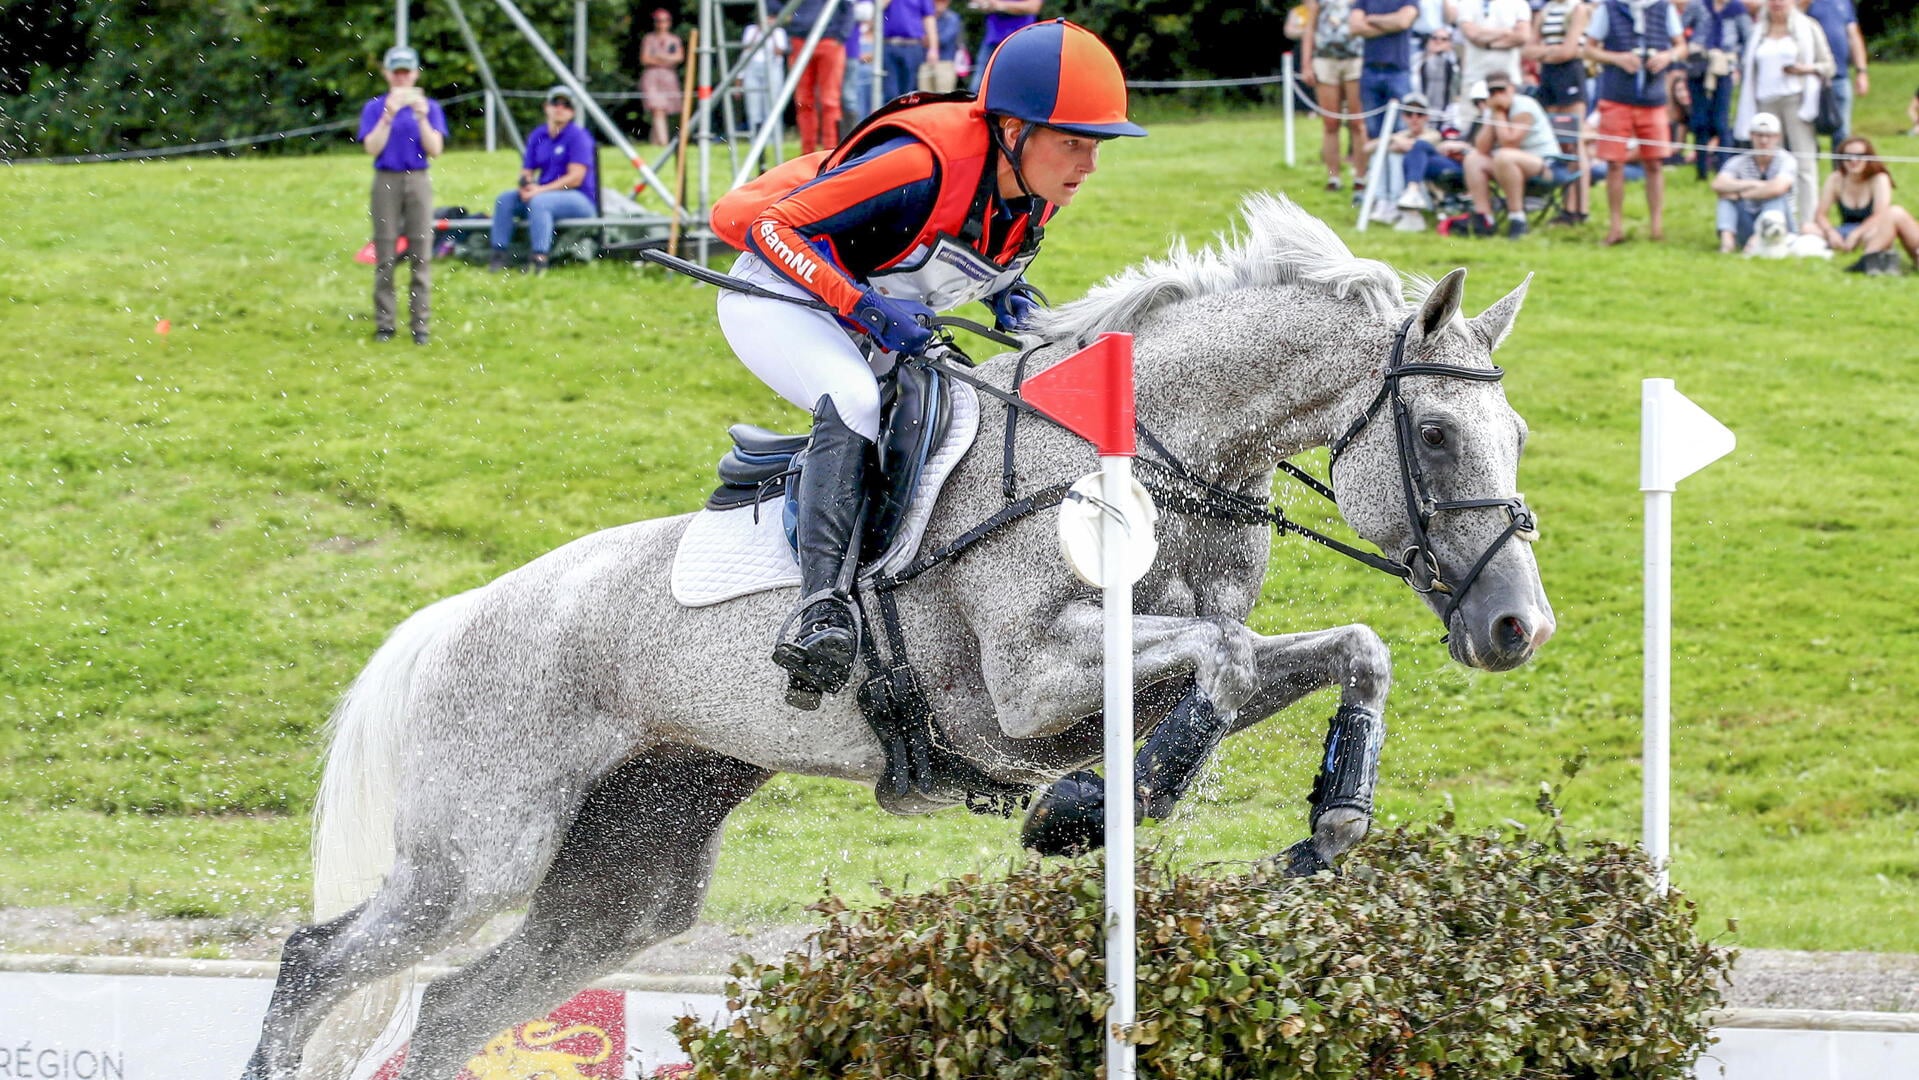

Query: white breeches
left=718, top=253, right=890, bottom=441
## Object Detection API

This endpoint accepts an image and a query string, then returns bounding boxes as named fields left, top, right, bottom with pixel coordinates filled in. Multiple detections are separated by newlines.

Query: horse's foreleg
left=1230, top=623, right=1392, bottom=875
left=395, top=749, right=769, bottom=1080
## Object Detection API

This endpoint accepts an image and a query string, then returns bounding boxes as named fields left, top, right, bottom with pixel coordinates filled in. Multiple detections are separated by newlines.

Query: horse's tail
left=301, top=587, right=484, bottom=1080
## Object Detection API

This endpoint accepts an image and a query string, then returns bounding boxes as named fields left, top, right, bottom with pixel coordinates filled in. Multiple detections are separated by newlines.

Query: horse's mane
left=1029, top=192, right=1435, bottom=342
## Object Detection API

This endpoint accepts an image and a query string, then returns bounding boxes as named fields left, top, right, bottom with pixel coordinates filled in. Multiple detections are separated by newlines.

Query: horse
left=242, top=193, right=1553, bottom=1080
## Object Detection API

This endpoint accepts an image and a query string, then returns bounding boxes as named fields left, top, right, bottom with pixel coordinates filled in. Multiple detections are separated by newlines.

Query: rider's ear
left=1466, top=273, right=1533, bottom=353
left=1409, top=267, right=1467, bottom=352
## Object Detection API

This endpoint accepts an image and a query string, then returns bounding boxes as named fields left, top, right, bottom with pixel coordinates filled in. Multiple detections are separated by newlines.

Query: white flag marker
left=1641, top=379, right=1735, bottom=892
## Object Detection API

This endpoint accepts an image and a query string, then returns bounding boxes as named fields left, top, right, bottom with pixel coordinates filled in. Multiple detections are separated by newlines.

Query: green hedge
left=675, top=800, right=1733, bottom=1079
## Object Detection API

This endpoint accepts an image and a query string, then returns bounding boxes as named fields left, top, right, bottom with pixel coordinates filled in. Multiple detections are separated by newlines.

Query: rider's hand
left=851, top=290, right=935, bottom=355
left=988, top=281, right=1045, bottom=332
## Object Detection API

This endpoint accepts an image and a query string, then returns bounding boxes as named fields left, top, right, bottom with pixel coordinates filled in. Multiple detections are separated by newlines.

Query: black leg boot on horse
left=773, top=396, right=873, bottom=710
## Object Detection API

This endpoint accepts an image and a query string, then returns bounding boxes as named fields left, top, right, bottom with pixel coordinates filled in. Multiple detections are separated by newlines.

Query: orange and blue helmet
left=979, top=20, right=1147, bottom=140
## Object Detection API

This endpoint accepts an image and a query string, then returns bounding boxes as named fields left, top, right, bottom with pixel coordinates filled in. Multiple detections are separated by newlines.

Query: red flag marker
left=1020, top=332, right=1136, bottom=456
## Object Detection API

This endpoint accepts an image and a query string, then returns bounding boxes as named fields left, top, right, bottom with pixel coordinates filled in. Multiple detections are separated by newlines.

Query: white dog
left=1745, top=209, right=1833, bottom=259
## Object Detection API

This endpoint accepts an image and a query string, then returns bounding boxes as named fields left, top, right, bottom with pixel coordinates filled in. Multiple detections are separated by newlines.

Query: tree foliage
left=676, top=802, right=1734, bottom=1079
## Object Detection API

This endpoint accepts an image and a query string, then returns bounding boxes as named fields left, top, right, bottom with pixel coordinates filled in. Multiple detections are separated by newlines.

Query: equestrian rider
left=710, top=19, right=1146, bottom=709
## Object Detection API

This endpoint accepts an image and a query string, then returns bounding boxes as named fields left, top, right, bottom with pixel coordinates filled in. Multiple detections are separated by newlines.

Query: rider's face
left=1014, top=123, right=1101, bottom=206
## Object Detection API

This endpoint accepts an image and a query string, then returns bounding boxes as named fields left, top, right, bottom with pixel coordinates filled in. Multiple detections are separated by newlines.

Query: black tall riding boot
left=772, top=396, right=872, bottom=710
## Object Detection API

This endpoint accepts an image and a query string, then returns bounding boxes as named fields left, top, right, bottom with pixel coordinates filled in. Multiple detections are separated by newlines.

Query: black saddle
left=706, top=361, right=954, bottom=562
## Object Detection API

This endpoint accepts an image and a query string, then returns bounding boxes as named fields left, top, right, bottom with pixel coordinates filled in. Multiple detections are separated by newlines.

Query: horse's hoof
left=1278, top=838, right=1338, bottom=878
left=1020, top=770, right=1106, bottom=856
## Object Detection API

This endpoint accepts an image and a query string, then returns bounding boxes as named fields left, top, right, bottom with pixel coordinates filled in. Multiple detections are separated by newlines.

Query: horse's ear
left=1412, top=268, right=1468, bottom=347
left=1467, top=273, right=1533, bottom=353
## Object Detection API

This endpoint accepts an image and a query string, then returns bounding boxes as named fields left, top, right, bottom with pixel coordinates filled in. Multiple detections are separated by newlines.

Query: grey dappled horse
left=244, top=194, right=1553, bottom=1080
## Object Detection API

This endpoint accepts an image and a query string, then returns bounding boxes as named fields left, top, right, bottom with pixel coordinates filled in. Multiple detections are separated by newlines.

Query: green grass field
left=4, top=71, right=1917, bottom=951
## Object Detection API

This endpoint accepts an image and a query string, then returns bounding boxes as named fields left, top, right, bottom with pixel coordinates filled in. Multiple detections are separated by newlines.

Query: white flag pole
left=1641, top=378, right=1735, bottom=894
left=1100, top=453, right=1137, bottom=1080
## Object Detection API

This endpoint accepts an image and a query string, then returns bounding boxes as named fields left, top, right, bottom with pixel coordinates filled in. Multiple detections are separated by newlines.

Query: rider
left=710, top=19, right=1146, bottom=709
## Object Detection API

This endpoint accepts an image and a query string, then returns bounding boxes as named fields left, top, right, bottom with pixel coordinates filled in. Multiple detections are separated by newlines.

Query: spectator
left=880, top=0, right=937, bottom=103
left=787, top=0, right=853, bottom=153
left=1300, top=0, right=1368, bottom=191
left=1682, top=0, right=1751, bottom=180
left=1350, top=0, right=1420, bottom=141
left=1462, top=71, right=1565, bottom=237
left=1909, top=86, right=1919, bottom=136
left=1804, top=136, right=1919, bottom=269
left=1664, top=66, right=1693, bottom=165
left=967, top=0, right=1042, bottom=92
left=640, top=9, right=686, bottom=147
left=738, top=13, right=789, bottom=136
left=1526, top=0, right=1590, bottom=117
left=1733, top=0, right=1833, bottom=230
left=923, top=0, right=965, bottom=92
left=1710, top=110, right=1794, bottom=251
left=358, top=45, right=446, bottom=346
left=1585, top=0, right=1686, bottom=244
left=842, top=1, right=877, bottom=132
left=1377, top=90, right=1441, bottom=221
left=1450, top=0, right=1534, bottom=92
left=1414, top=25, right=1461, bottom=107
left=1394, top=84, right=1478, bottom=227
left=1799, top=0, right=1867, bottom=153
left=489, top=87, right=599, bottom=275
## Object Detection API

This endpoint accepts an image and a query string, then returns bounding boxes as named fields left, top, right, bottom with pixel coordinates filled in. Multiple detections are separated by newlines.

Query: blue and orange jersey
left=745, top=134, right=1044, bottom=316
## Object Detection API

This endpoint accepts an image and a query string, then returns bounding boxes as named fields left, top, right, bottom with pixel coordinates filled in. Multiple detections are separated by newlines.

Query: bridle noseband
left=1324, top=316, right=1539, bottom=624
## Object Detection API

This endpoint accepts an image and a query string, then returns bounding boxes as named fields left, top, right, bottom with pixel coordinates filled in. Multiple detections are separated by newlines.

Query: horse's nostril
left=1497, top=615, right=1530, bottom=653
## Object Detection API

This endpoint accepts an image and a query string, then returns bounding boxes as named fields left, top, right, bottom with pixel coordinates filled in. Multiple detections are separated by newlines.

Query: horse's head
left=1328, top=268, right=1554, bottom=671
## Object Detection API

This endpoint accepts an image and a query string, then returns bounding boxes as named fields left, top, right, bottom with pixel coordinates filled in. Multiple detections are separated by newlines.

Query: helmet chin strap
left=991, top=118, right=1041, bottom=199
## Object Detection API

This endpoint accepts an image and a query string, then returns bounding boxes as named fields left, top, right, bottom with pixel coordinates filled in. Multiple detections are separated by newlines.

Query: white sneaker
left=1370, top=202, right=1402, bottom=225
left=1397, top=185, right=1431, bottom=211
left=1394, top=209, right=1428, bottom=232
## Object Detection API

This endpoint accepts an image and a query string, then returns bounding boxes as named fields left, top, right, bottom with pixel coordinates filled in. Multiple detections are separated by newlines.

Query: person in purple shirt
left=358, top=45, right=447, bottom=344
left=879, top=0, right=938, bottom=103
left=967, top=0, right=1041, bottom=92
left=1350, top=0, right=1419, bottom=138
left=489, top=87, right=599, bottom=275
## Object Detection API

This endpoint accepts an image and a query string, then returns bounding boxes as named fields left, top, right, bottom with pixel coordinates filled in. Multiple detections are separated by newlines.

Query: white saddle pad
left=670, top=380, right=980, bottom=607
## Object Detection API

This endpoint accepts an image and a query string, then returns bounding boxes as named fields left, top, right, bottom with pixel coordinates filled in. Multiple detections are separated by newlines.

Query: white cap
left=1749, top=112, right=1782, bottom=135
left=1468, top=80, right=1489, bottom=103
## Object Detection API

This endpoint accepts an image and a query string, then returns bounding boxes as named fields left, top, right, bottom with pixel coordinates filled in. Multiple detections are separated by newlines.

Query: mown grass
left=3, top=70, right=1917, bottom=949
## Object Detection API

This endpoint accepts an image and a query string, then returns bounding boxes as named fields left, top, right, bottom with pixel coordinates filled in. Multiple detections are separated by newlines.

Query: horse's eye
left=1420, top=424, right=1446, bottom=447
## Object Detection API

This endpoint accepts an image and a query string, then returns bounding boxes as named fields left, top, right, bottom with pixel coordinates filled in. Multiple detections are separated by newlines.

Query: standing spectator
left=968, top=0, right=1042, bottom=91
left=489, top=87, right=599, bottom=275
left=1462, top=71, right=1565, bottom=236
left=788, top=0, right=853, bottom=153
left=1301, top=0, right=1367, bottom=191
left=880, top=0, right=938, bottom=103
left=1682, top=0, right=1751, bottom=180
left=358, top=45, right=446, bottom=345
left=1350, top=0, right=1420, bottom=142
left=1450, top=0, right=1534, bottom=92
left=1909, top=86, right=1919, bottom=136
left=923, top=0, right=966, bottom=92
left=1526, top=0, right=1591, bottom=117
left=739, top=13, right=789, bottom=136
left=640, top=9, right=686, bottom=147
left=1799, top=0, right=1866, bottom=153
left=1710, top=110, right=1795, bottom=250
left=1733, top=0, right=1832, bottom=230
left=842, top=0, right=877, bottom=132
left=1414, top=25, right=1461, bottom=107
left=1804, top=135, right=1919, bottom=269
left=1586, top=0, right=1686, bottom=244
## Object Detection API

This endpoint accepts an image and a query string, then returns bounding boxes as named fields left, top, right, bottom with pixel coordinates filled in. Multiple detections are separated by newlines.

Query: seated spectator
left=1394, top=83, right=1481, bottom=228
left=1804, top=136, right=1919, bottom=269
left=490, top=87, right=599, bottom=274
left=1462, top=71, right=1566, bottom=237
left=1709, top=111, right=1794, bottom=252
left=1373, top=90, right=1442, bottom=223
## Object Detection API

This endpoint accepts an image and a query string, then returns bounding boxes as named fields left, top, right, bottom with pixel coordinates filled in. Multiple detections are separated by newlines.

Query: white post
left=1100, top=453, right=1137, bottom=1080
left=1282, top=50, right=1296, bottom=169
left=485, top=90, right=498, bottom=153
left=1640, top=378, right=1734, bottom=896
left=1355, top=98, right=1399, bottom=232
left=574, top=0, right=589, bottom=79
left=396, top=0, right=409, bottom=47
